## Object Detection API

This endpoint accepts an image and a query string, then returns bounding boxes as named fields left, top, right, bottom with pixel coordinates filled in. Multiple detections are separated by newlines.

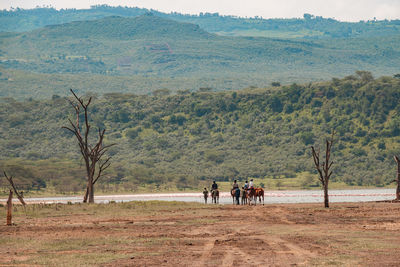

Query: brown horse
left=255, top=188, right=264, bottom=205
left=231, top=189, right=235, bottom=204
left=211, top=189, right=219, bottom=204
left=247, top=188, right=257, bottom=205
left=241, top=189, right=247, bottom=205
left=247, top=188, right=264, bottom=205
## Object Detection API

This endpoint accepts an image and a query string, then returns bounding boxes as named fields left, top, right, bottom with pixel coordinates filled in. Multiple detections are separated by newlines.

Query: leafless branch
left=3, top=171, right=26, bottom=206
left=63, top=89, right=114, bottom=203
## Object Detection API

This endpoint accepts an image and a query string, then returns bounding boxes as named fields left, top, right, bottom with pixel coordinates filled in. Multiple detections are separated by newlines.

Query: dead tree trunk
left=6, top=190, right=12, bottom=226
left=311, top=131, right=335, bottom=208
left=3, top=171, right=25, bottom=206
left=62, top=89, right=113, bottom=203
left=393, top=156, right=400, bottom=200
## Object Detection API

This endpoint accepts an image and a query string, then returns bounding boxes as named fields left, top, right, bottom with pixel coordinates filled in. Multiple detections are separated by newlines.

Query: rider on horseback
left=210, top=181, right=219, bottom=204
left=211, top=181, right=218, bottom=190
left=231, top=180, right=240, bottom=205
left=249, top=179, right=254, bottom=189
left=232, top=180, right=239, bottom=190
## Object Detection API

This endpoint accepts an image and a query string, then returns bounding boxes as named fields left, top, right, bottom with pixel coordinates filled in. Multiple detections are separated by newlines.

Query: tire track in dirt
left=221, top=246, right=255, bottom=266
left=266, top=236, right=316, bottom=266
left=213, top=207, right=315, bottom=266
left=199, top=238, right=216, bottom=265
left=186, top=206, right=315, bottom=266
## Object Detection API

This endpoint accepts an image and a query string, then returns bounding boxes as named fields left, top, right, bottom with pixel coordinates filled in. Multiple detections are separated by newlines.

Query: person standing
left=203, top=188, right=209, bottom=204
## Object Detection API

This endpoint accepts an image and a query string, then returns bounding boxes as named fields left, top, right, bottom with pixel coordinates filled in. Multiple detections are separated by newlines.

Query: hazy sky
left=3, top=0, right=400, bottom=22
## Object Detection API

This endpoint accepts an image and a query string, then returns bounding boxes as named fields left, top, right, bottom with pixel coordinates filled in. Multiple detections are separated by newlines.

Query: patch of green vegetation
left=30, top=251, right=127, bottom=266
left=1, top=73, right=400, bottom=195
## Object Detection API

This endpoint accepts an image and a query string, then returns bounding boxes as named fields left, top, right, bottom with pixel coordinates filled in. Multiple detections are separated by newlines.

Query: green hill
left=1, top=15, right=400, bottom=99
left=34, top=14, right=213, bottom=40
left=1, top=73, right=400, bottom=194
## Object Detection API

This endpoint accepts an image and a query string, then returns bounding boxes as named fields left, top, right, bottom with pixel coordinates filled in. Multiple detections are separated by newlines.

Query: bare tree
left=62, top=89, right=114, bottom=203
left=311, top=131, right=335, bottom=208
left=3, top=171, right=26, bottom=206
left=393, top=156, right=400, bottom=200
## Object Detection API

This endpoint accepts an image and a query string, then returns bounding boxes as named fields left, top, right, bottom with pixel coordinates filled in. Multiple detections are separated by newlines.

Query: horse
left=231, top=188, right=238, bottom=204
left=255, top=188, right=264, bottom=205
left=211, top=189, right=219, bottom=204
left=247, top=188, right=257, bottom=205
left=241, top=189, right=247, bottom=205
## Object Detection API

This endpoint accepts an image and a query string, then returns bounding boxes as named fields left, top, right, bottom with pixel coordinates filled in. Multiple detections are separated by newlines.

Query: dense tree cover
left=1, top=15, right=400, bottom=99
left=1, top=6, right=400, bottom=39
left=1, top=73, right=400, bottom=194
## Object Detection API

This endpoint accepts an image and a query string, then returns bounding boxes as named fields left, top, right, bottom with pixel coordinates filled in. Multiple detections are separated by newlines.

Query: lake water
left=2, top=188, right=396, bottom=204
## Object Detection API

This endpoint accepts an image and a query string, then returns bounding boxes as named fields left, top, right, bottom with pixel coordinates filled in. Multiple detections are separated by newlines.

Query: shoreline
left=0, top=188, right=396, bottom=205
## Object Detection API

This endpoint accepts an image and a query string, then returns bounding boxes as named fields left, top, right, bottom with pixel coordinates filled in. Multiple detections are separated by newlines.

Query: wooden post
left=6, top=189, right=13, bottom=226
left=394, top=156, right=400, bottom=200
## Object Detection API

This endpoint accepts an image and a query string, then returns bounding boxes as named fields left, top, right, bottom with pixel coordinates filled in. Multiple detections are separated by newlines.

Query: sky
left=2, top=0, right=400, bottom=22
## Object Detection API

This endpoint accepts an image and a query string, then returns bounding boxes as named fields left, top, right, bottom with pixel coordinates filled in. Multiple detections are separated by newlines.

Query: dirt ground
left=1, top=201, right=400, bottom=266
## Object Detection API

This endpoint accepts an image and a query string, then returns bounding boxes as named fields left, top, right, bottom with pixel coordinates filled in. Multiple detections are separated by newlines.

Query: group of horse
left=209, top=188, right=264, bottom=205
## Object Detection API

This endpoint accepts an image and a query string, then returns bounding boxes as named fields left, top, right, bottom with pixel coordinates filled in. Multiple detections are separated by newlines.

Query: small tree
left=393, top=156, right=400, bottom=200
left=311, top=131, right=335, bottom=208
left=62, top=89, right=114, bottom=203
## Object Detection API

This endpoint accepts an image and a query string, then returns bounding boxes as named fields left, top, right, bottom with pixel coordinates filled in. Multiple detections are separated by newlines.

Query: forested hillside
left=2, top=6, right=400, bottom=39
left=1, top=15, right=400, bottom=99
left=1, top=72, right=400, bottom=194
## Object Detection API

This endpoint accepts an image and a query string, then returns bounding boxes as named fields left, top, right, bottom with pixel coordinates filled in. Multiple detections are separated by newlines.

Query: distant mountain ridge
left=35, top=14, right=214, bottom=40
left=1, top=6, right=400, bottom=39
left=1, top=13, right=400, bottom=98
